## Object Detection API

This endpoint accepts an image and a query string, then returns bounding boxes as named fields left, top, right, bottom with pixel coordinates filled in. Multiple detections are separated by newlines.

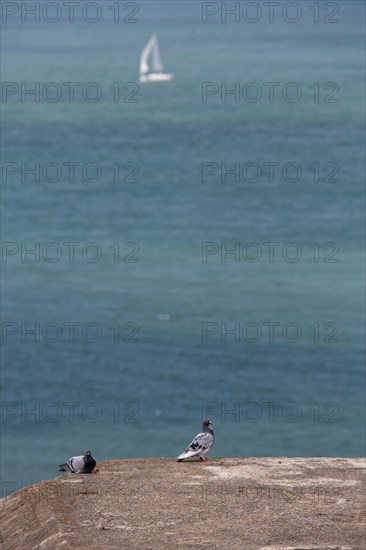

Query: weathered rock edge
left=0, top=458, right=365, bottom=550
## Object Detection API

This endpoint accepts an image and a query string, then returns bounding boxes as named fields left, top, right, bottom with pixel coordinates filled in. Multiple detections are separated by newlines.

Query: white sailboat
left=139, top=34, right=174, bottom=83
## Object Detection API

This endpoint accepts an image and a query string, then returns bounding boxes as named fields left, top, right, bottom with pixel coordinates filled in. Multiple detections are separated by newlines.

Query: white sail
left=151, top=36, right=163, bottom=73
left=139, top=34, right=155, bottom=75
left=139, top=34, right=173, bottom=83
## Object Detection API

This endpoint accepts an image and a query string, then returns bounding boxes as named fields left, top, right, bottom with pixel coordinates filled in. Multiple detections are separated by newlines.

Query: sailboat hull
left=140, top=72, right=174, bottom=83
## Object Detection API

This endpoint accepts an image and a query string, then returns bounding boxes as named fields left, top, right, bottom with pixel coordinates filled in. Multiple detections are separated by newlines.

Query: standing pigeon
left=59, top=450, right=97, bottom=474
left=177, top=419, right=214, bottom=462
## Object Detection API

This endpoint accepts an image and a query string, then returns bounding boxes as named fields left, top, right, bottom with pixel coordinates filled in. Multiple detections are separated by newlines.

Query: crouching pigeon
left=177, top=419, right=214, bottom=462
left=59, top=450, right=96, bottom=474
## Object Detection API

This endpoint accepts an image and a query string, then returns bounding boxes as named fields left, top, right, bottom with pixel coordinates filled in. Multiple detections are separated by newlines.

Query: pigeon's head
left=202, top=419, right=213, bottom=427
left=84, top=450, right=92, bottom=457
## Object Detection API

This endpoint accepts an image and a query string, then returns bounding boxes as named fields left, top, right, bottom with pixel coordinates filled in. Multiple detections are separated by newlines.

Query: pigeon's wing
left=177, top=431, right=214, bottom=461
left=67, top=455, right=85, bottom=473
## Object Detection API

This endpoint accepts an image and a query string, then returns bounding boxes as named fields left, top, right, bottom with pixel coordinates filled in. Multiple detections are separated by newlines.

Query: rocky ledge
left=0, top=458, right=365, bottom=549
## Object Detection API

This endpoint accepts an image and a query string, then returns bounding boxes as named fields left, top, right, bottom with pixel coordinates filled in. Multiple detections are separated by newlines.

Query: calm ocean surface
left=1, top=2, right=365, bottom=495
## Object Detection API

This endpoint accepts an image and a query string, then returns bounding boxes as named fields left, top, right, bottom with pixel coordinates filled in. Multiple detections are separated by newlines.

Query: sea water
left=1, top=1, right=365, bottom=495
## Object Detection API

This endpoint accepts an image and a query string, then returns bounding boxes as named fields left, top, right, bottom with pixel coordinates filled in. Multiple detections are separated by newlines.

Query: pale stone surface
left=0, top=458, right=365, bottom=550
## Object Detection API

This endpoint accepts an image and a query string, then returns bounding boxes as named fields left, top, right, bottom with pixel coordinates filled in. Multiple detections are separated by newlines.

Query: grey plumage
left=59, top=449, right=96, bottom=474
left=177, top=419, right=214, bottom=462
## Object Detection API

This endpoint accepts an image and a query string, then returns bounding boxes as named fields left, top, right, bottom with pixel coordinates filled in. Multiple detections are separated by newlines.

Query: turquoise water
left=1, top=2, right=365, bottom=496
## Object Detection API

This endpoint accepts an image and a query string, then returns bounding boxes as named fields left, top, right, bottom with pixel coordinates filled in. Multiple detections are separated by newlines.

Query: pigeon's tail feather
left=176, top=449, right=199, bottom=461
left=59, top=463, right=69, bottom=472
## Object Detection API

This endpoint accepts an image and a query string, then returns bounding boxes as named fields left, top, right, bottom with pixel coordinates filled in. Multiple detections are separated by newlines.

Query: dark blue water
left=1, top=1, right=365, bottom=496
